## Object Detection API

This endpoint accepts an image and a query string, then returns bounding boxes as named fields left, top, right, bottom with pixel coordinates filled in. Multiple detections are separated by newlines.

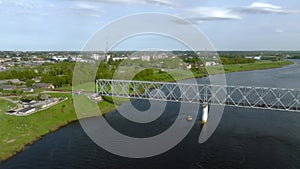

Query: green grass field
left=0, top=100, right=15, bottom=114
left=207, top=60, right=293, bottom=74
left=130, top=60, right=293, bottom=82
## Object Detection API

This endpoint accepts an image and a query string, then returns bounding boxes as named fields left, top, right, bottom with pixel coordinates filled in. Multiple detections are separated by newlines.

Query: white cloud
left=1, top=0, right=52, bottom=16
left=71, top=3, right=101, bottom=18
left=72, top=0, right=175, bottom=7
left=10, top=0, right=41, bottom=9
left=174, top=2, right=299, bottom=25
left=144, top=0, right=173, bottom=7
left=239, top=2, right=298, bottom=14
left=180, top=7, right=241, bottom=23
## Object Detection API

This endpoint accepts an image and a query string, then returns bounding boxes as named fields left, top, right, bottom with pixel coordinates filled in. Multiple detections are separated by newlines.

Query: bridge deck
left=96, top=79, right=300, bottom=112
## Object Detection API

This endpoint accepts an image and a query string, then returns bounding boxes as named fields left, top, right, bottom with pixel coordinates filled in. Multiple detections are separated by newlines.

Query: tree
left=61, top=104, right=66, bottom=113
left=26, top=79, right=35, bottom=87
left=37, top=93, right=42, bottom=101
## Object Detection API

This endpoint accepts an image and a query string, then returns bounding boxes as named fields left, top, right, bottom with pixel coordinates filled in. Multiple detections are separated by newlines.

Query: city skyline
left=0, top=0, right=299, bottom=51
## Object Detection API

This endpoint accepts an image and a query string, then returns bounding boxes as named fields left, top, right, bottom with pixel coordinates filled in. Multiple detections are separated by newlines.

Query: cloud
left=179, top=7, right=241, bottom=23
left=72, top=0, right=175, bottom=7
left=10, top=0, right=41, bottom=9
left=1, top=0, right=51, bottom=16
left=238, top=2, right=298, bottom=14
left=175, top=2, right=299, bottom=24
left=71, top=3, right=101, bottom=18
left=144, top=0, right=173, bottom=7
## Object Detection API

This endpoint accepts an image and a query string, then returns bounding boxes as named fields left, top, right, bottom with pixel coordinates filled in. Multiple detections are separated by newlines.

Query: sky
left=0, top=0, right=299, bottom=51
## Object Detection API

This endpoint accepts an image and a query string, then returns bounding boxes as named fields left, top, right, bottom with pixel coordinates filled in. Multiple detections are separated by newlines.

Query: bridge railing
left=96, top=79, right=300, bottom=112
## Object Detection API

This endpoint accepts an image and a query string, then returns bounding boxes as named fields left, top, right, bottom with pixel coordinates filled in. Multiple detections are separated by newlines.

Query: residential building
left=20, top=88, right=34, bottom=93
left=186, top=64, right=192, bottom=70
left=0, top=79, right=21, bottom=84
left=18, top=107, right=36, bottom=115
left=205, top=61, right=219, bottom=66
left=0, top=85, right=17, bottom=91
left=34, top=83, right=55, bottom=89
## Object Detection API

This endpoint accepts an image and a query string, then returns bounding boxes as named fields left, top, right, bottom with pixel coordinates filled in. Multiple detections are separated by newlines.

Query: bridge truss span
left=96, top=79, right=300, bottom=112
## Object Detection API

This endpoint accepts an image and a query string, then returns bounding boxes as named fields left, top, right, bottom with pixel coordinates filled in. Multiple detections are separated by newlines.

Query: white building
left=92, top=54, right=101, bottom=60
left=245, top=56, right=261, bottom=61
left=53, top=56, right=68, bottom=61
left=141, top=55, right=151, bottom=61
left=254, top=56, right=261, bottom=60
left=205, top=61, right=219, bottom=66
left=130, top=56, right=140, bottom=60
left=106, top=55, right=111, bottom=62
left=186, top=64, right=192, bottom=70
left=112, top=57, right=128, bottom=61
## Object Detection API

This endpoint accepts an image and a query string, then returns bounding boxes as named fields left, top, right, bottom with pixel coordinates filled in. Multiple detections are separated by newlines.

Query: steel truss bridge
left=96, top=79, right=300, bottom=112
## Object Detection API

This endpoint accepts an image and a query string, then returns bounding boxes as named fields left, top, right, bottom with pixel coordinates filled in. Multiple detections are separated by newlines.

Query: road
left=0, top=96, right=19, bottom=104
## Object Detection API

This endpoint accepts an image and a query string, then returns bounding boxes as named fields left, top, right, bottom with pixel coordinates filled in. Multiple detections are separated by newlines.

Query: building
left=18, top=107, right=36, bottom=115
left=5, top=110, right=16, bottom=115
left=34, top=83, right=55, bottom=89
left=205, top=61, right=219, bottom=66
left=152, top=53, right=169, bottom=60
left=32, top=77, right=41, bottom=83
left=33, top=98, right=59, bottom=109
left=245, top=56, right=261, bottom=61
left=186, top=64, right=192, bottom=70
left=52, top=56, right=68, bottom=61
left=0, top=66, right=6, bottom=71
left=89, top=94, right=102, bottom=103
left=0, top=85, right=17, bottom=91
left=112, top=57, right=128, bottom=61
left=92, top=54, right=100, bottom=60
left=106, top=54, right=111, bottom=62
left=0, top=79, right=21, bottom=84
left=254, top=56, right=261, bottom=60
left=141, top=55, right=151, bottom=61
left=129, top=56, right=140, bottom=60
left=20, top=88, right=34, bottom=93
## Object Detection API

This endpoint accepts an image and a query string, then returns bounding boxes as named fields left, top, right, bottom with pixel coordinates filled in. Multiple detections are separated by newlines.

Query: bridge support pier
left=201, top=103, right=208, bottom=125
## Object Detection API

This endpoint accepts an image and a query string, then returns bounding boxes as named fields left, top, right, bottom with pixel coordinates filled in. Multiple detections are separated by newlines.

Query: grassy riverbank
left=0, top=60, right=293, bottom=161
left=214, top=60, right=293, bottom=74
left=0, top=93, right=116, bottom=161
left=134, top=60, right=293, bottom=82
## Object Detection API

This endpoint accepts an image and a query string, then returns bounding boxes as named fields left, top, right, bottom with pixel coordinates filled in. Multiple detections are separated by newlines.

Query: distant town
left=0, top=50, right=299, bottom=72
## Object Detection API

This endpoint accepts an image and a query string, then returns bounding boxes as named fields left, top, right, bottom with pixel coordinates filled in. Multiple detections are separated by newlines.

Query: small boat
left=186, top=115, right=193, bottom=121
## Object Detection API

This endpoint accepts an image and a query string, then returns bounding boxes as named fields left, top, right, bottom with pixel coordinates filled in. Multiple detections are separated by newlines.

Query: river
left=1, top=60, right=300, bottom=169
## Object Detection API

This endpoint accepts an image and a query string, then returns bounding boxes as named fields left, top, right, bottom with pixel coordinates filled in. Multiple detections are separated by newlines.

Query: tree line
left=0, top=56, right=259, bottom=88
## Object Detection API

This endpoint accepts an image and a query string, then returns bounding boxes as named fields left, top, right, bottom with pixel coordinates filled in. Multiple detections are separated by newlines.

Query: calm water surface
left=1, top=60, right=300, bottom=169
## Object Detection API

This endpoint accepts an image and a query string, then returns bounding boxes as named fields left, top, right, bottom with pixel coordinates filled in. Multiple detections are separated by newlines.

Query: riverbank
left=220, top=60, right=293, bottom=74
left=0, top=93, right=116, bottom=162
left=131, top=60, right=293, bottom=82
left=0, top=60, right=294, bottom=162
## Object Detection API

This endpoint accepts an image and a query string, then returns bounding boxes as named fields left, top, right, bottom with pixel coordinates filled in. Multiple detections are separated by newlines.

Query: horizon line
left=1, top=49, right=300, bottom=52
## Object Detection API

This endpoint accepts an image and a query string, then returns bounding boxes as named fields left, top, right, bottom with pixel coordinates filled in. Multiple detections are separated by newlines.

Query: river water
left=1, top=60, right=300, bottom=169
